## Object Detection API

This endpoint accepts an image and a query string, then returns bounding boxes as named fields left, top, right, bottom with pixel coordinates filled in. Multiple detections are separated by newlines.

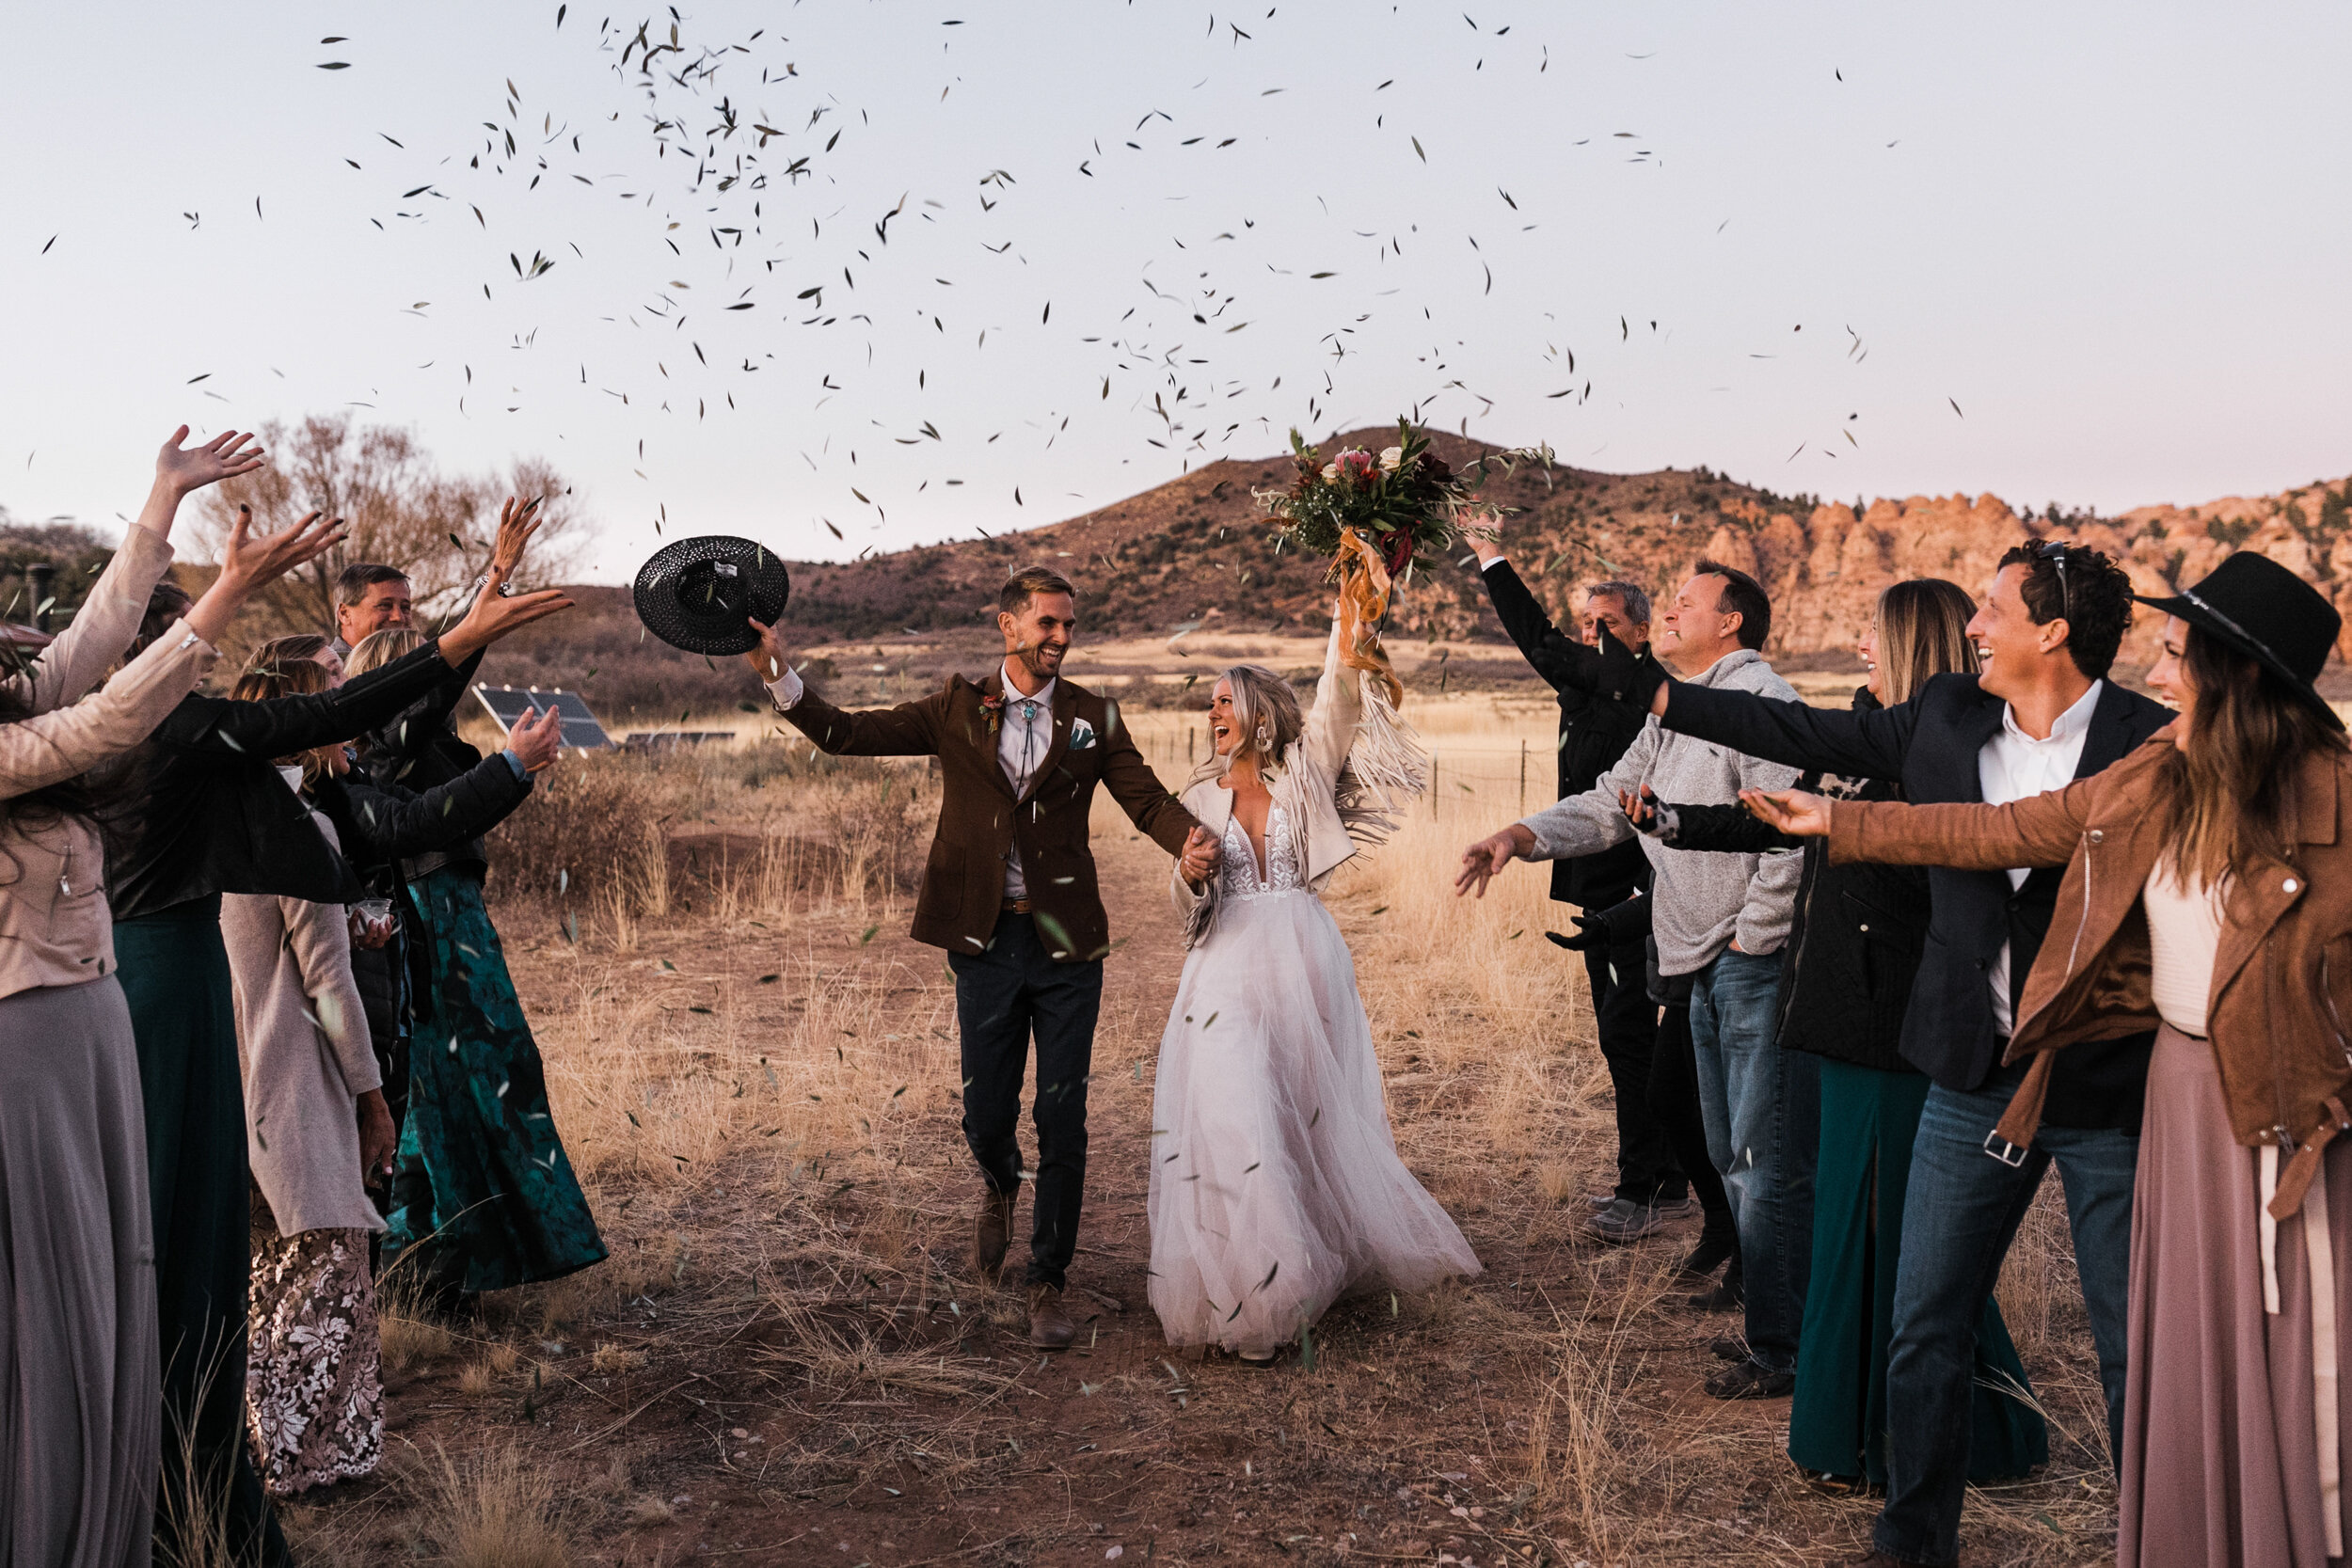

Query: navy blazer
left=1662, top=672, right=2174, bottom=1130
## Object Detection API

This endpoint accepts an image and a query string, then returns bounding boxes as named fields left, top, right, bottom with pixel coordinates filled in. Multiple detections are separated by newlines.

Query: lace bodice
left=1217, top=805, right=1308, bottom=900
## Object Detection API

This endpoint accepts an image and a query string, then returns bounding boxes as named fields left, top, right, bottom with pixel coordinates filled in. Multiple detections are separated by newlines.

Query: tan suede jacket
left=1830, top=728, right=2352, bottom=1218
left=0, top=527, right=218, bottom=998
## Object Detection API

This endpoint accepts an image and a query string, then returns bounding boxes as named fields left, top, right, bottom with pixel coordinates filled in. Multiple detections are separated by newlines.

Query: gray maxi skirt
left=0, top=975, right=158, bottom=1567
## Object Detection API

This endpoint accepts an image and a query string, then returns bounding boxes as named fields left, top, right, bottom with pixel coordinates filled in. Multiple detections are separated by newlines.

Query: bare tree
left=191, top=416, right=584, bottom=639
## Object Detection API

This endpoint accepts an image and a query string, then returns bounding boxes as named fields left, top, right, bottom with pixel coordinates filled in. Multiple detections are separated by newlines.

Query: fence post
left=1431, top=753, right=1440, bottom=818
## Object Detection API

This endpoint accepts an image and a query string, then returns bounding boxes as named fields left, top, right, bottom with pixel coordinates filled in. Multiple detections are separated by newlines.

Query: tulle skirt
left=1148, top=889, right=1481, bottom=1356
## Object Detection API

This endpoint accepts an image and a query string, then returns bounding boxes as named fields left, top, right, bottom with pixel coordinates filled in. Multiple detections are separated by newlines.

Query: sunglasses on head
left=2033, top=539, right=2074, bottom=624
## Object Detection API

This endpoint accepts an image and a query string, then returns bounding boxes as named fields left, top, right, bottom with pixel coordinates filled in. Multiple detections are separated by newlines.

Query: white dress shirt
left=768, top=658, right=1057, bottom=899
left=1978, top=679, right=2102, bottom=1036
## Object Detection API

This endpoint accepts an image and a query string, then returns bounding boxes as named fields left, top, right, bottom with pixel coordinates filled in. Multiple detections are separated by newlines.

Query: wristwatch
left=468, top=571, right=517, bottom=598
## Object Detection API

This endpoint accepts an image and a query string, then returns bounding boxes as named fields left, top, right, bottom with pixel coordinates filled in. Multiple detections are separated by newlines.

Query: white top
left=770, top=657, right=1057, bottom=899
left=1978, top=679, right=2103, bottom=1035
left=2143, top=860, right=2227, bottom=1037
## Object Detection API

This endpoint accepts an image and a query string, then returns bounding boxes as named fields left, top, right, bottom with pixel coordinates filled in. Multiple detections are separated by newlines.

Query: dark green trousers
left=1788, top=1058, right=2049, bottom=1486
left=117, top=898, right=293, bottom=1568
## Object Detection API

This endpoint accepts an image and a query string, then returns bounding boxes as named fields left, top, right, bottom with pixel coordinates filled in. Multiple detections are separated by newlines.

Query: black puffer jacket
left=1647, top=687, right=1927, bottom=1074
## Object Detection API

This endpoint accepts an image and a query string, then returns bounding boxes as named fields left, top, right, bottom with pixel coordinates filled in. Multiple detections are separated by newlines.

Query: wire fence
left=1131, top=717, right=1562, bottom=822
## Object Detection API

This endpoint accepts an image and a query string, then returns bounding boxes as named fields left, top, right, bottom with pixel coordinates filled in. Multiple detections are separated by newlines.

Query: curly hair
left=1995, top=541, right=2135, bottom=680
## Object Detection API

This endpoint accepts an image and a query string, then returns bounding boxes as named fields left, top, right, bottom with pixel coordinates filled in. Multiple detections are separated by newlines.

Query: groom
left=746, top=566, right=1216, bottom=1347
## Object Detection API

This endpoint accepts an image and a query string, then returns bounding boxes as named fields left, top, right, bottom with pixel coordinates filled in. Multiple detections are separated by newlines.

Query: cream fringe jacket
left=1169, top=615, right=1426, bottom=945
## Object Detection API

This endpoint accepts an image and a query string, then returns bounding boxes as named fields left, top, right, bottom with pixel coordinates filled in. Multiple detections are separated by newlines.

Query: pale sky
left=4, top=1, right=2345, bottom=579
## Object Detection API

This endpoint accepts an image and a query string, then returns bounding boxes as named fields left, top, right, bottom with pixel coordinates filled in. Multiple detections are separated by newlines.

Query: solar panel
left=470, top=685, right=616, bottom=750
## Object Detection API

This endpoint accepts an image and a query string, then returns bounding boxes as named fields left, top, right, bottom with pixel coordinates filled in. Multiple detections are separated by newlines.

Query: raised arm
left=1637, top=795, right=1804, bottom=854
left=1475, top=556, right=1601, bottom=694
left=330, top=750, right=533, bottom=860
left=744, top=612, right=941, bottom=756
left=7, top=429, right=270, bottom=716
left=157, top=642, right=472, bottom=759
left=1661, top=679, right=1916, bottom=780
left=0, top=623, right=219, bottom=799
left=1299, top=613, right=1364, bottom=784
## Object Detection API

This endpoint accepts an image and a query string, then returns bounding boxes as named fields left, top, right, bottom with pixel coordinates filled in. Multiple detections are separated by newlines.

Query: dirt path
left=295, top=823, right=2114, bottom=1567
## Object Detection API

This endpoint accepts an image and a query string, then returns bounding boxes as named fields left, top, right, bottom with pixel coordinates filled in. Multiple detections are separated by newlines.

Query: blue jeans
left=1873, top=1066, right=2136, bottom=1566
left=1689, top=947, right=1818, bottom=1373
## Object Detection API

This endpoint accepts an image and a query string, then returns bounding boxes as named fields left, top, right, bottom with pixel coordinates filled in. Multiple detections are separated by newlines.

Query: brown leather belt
left=1002, top=897, right=1033, bottom=914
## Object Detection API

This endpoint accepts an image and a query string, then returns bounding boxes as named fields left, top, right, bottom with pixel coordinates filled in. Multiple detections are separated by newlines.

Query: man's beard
left=1013, top=641, right=1062, bottom=681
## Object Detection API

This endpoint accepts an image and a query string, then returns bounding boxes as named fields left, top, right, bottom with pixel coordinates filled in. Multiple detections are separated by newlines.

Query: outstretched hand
left=1740, top=787, right=1833, bottom=837
left=181, top=506, right=347, bottom=647
left=1619, top=785, right=1662, bottom=835
left=1454, top=824, right=1535, bottom=898
left=1459, top=508, right=1504, bottom=565
left=486, top=495, right=543, bottom=578
left=153, top=425, right=265, bottom=499
left=1178, top=825, right=1217, bottom=887
left=507, top=703, right=564, bottom=774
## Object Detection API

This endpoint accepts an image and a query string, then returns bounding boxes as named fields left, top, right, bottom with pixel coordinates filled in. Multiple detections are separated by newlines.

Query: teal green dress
left=1788, top=1060, right=2048, bottom=1485
left=382, top=866, right=604, bottom=1296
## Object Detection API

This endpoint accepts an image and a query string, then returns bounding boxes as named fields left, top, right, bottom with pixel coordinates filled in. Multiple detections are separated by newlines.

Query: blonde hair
left=1873, top=578, right=1979, bottom=706
left=1196, top=664, right=1306, bottom=783
left=230, top=642, right=339, bottom=789
left=346, top=626, right=428, bottom=678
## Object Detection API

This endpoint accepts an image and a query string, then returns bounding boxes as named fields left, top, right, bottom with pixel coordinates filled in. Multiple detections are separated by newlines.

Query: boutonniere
left=1069, top=717, right=1098, bottom=752
left=978, top=689, right=1006, bottom=736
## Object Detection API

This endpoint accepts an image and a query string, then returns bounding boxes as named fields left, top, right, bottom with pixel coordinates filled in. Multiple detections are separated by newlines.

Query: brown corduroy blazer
left=1828, top=728, right=2352, bottom=1217
left=779, top=670, right=1199, bottom=962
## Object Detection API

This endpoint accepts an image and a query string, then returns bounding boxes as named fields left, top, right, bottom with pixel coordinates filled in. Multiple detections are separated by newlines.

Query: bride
left=1150, top=605, right=1482, bottom=1362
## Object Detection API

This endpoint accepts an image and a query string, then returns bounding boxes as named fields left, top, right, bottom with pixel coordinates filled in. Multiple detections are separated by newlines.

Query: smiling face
left=999, top=589, right=1074, bottom=690
left=1578, top=590, right=1649, bottom=652
left=336, top=577, right=413, bottom=648
left=2145, top=614, right=2198, bottom=744
left=1208, top=676, right=1240, bottom=757
left=1651, top=572, right=1744, bottom=675
left=1857, top=613, right=1883, bottom=700
left=1963, top=562, right=2069, bottom=702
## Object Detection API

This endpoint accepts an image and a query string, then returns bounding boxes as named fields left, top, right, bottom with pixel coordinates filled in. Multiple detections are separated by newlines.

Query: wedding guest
left=1461, top=522, right=1697, bottom=1245
left=104, top=501, right=567, bottom=1564
left=1627, top=579, right=2046, bottom=1490
left=222, top=653, right=394, bottom=1497
left=0, top=427, right=329, bottom=1568
left=1747, top=551, right=2352, bottom=1567
left=327, top=562, right=414, bottom=659
left=1458, top=562, right=1811, bottom=1399
left=349, top=626, right=606, bottom=1313
left=1648, top=541, right=2167, bottom=1565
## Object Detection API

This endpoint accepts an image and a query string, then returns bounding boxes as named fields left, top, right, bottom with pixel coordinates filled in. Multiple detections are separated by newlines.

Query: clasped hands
left=1178, top=826, right=1217, bottom=888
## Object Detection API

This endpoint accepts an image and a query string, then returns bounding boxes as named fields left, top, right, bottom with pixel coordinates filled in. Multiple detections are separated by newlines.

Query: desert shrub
left=482, top=752, right=661, bottom=910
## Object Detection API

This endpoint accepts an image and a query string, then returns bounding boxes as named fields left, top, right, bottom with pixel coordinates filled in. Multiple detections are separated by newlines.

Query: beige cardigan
left=225, top=808, right=384, bottom=1236
left=0, top=529, right=217, bottom=999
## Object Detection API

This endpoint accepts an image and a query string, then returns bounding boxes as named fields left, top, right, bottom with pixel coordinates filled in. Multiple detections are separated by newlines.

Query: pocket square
left=1069, top=717, right=1098, bottom=751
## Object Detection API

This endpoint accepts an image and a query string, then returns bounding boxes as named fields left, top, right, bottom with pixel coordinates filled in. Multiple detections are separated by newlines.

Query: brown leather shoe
left=1026, top=1284, right=1076, bottom=1349
left=972, top=1190, right=1014, bottom=1280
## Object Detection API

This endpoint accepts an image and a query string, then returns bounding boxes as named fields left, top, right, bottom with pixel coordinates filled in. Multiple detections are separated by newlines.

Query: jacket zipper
left=2269, top=851, right=2299, bottom=1153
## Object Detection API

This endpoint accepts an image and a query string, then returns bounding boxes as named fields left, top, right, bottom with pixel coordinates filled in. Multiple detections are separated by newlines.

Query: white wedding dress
left=1148, top=804, right=1482, bottom=1356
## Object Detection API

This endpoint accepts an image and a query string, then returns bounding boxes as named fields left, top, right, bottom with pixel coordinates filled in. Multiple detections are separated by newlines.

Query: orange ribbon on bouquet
left=1332, top=526, right=1404, bottom=709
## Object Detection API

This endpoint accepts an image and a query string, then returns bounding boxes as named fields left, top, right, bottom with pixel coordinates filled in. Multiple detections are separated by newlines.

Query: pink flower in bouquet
left=1333, top=448, right=1376, bottom=481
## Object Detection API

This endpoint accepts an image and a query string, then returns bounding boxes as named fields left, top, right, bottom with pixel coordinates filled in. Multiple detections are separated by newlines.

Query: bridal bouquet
left=1258, top=419, right=1549, bottom=702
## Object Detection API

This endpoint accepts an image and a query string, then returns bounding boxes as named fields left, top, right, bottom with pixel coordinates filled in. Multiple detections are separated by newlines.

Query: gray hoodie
left=1518, top=648, right=1804, bottom=975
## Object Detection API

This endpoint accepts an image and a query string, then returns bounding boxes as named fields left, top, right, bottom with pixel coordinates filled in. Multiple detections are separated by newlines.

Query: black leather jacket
left=104, top=644, right=463, bottom=921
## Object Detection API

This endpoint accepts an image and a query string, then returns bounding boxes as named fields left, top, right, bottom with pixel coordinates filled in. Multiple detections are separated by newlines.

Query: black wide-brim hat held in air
left=2135, top=550, right=2342, bottom=725
left=632, top=535, right=790, bottom=656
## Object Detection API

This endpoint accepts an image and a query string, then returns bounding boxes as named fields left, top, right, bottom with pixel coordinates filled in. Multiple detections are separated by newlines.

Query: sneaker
left=1705, top=1358, right=1795, bottom=1400
left=1587, top=1197, right=1674, bottom=1243
left=1584, top=1190, right=1618, bottom=1211
left=1648, top=1193, right=1699, bottom=1221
